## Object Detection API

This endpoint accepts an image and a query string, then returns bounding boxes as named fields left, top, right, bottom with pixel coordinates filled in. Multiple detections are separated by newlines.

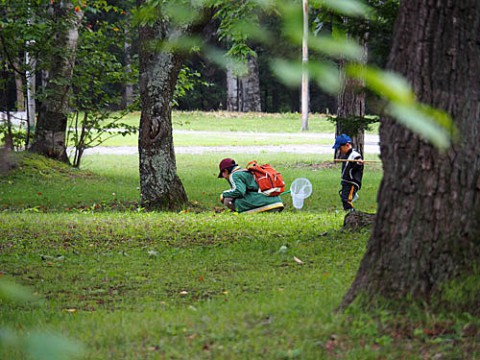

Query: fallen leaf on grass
left=147, top=250, right=158, bottom=257
left=463, top=324, right=479, bottom=337
left=293, top=256, right=304, bottom=265
left=326, top=334, right=337, bottom=352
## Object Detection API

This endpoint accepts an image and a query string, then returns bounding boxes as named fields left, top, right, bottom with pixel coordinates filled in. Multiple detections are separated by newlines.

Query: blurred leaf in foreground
left=347, top=64, right=457, bottom=149
left=0, top=278, right=35, bottom=303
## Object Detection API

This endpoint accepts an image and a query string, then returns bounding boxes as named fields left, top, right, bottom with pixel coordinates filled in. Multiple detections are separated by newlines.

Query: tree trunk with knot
left=138, top=20, right=188, bottom=211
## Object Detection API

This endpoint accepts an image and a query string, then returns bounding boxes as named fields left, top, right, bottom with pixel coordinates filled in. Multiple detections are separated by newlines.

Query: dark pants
left=223, top=197, right=236, bottom=211
left=339, top=185, right=358, bottom=210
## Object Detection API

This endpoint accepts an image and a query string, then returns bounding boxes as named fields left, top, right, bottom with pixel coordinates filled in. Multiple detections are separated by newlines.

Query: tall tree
left=29, top=1, right=83, bottom=162
left=136, top=1, right=213, bottom=210
left=341, top=0, right=480, bottom=313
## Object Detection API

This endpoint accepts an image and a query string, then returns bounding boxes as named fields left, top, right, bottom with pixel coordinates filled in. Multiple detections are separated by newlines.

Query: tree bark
left=29, top=1, right=83, bottom=163
left=335, top=38, right=367, bottom=158
left=226, top=55, right=261, bottom=112
left=137, top=15, right=189, bottom=210
left=242, top=56, right=261, bottom=112
left=341, top=0, right=480, bottom=314
left=13, top=59, right=25, bottom=111
left=226, top=67, right=241, bottom=111
left=121, top=28, right=134, bottom=109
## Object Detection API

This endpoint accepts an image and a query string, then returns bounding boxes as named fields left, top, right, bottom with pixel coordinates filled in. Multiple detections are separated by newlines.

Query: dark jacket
left=341, top=149, right=363, bottom=189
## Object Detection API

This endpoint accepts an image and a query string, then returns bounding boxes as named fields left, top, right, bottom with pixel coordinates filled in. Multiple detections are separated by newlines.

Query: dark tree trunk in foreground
left=342, top=0, right=480, bottom=313
left=29, top=2, right=83, bottom=162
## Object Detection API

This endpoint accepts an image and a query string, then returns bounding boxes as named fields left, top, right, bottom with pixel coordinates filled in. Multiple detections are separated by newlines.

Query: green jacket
left=221, top=167, right=284, bottom=213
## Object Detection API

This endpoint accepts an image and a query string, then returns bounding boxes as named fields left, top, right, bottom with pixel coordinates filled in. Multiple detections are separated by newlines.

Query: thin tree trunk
left=121, top=28, right=134, bottom=109
left=29, top=1, right=83, bottom=163
left=137, top=16, right=188, bottom=210
left=13, top=59, right=25, bottom=111
left=341, top=0, right=480, bottom=314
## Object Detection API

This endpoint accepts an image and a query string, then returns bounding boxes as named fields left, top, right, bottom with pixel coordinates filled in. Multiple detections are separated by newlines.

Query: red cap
left=218, top=158, right=236, bottom=178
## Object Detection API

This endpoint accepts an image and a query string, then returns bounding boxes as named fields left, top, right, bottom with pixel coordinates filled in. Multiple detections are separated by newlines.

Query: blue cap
left=332, top=134, right=352, bottom=149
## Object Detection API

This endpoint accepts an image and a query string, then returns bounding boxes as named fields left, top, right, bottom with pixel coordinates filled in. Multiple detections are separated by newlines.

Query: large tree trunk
left=226, top=55, right=261, bottom=112
left=137, top=15, right=188, bottom=210
left=29, top=1, right=83, bottom=163
left=341, top=0, right=480, bottom=314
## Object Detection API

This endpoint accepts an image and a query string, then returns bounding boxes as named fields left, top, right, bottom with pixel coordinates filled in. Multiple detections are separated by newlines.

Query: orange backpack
left=246, top=160, right=285, bottom=196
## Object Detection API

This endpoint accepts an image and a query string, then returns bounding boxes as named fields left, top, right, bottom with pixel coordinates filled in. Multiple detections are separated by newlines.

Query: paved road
left=83, top=131, right=380, bottom=155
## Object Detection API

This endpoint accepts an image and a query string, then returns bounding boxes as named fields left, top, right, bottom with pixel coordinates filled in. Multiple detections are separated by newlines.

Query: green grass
left=1, top=112, right=477, bottom=359
left=103, top=130, right=335, bottom=148
left=91, top=111, right=379, bottom=147
left=0, top=152, right=382, bottom=213
left=125, top=111, right=339, bottom=133
left=0, top=212, right=363, bottom=359
left=1, top=210, right=476, bottom=359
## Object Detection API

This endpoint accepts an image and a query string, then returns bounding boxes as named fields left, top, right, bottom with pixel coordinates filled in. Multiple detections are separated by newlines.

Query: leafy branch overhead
left=326, top=115, right=378, bottom=136
left=135, top=0, right=455, bottom=149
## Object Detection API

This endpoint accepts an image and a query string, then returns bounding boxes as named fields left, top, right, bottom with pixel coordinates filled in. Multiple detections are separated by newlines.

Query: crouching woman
left=218, top=158, right=284, bottom=214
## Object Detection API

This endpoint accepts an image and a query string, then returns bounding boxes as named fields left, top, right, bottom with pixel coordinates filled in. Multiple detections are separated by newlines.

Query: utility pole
left=301, top=0, right=309, bottom=131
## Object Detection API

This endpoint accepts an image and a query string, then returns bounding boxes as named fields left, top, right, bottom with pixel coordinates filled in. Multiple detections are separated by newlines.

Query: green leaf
left=270, top=59, right=341, bottom=94
left=309, top=62, right=342, bottom=94
left=348, top=65, right=415, bottom=104
left=163, top=2, right=203, bottom=25
left=387, top=103, right=453, bottom=150
left=24, top=332, right=84, bottom=360
left=0, top=279, right=35, bottom=303
left=310, top=35, right=364, bottom=61
left=270, top=59, right=302, bottom=87
left=311, top=0, right=372, bottom=18
left=229, top=20, right=272, bottom=44
left=347, top=64, right=456, bottom=149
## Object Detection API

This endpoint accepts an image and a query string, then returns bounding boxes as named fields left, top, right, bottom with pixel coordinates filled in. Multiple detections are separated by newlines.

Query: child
left=332, top=134, right=364, bottom=211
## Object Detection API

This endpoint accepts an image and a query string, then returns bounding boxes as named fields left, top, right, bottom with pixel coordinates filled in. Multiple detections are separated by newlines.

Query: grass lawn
left=1, top=112, right=478, bottom=359
left=84, top=111, right=380, bottom=148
